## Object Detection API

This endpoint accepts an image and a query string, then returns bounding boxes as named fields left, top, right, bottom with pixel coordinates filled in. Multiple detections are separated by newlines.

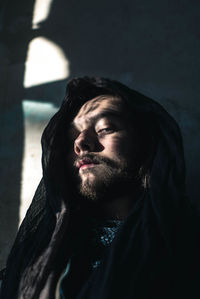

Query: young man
left=1, top=77, right=200, bottom=298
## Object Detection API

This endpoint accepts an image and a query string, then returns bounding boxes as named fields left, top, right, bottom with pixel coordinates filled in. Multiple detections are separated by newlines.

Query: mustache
left=73, top=153, right=119, bottom=169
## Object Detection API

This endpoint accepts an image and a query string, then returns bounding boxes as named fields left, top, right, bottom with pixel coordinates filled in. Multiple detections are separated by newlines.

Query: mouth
left=76, top=159, right=99, bottom=170
left=79, top=163, right=97, bottom=170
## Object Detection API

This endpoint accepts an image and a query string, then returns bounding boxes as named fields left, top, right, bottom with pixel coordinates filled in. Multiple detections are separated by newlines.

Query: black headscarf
left=1, top=77, right=200, bottom=299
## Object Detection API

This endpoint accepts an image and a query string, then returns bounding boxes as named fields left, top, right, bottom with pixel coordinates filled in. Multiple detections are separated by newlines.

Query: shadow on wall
left=0, top=0, right=200, bottom=267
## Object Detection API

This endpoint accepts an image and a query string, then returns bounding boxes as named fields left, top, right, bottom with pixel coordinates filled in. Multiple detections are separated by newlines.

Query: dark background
left=0, top=0, right=200, bottom=267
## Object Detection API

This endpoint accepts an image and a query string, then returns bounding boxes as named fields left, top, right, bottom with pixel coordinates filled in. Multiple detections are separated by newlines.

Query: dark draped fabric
left=1, top=77, right=200, bottom=299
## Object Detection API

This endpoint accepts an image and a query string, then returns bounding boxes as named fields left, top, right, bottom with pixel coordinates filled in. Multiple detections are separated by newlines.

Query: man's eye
left=97, top=128, right=114, bottom=134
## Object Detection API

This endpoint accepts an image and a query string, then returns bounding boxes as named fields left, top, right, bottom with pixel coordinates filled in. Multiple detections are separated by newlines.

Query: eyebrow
left=70, top=109, right=123, bottom=130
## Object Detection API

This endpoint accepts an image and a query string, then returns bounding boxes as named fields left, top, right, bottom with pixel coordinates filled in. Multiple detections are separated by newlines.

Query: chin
left=79, top=170, right=96, bottom=183
left=78, top=163, right=133, bottom=202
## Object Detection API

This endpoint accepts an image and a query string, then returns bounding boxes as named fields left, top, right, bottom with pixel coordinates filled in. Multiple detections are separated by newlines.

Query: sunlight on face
left=67, top=96, right=138, bottom=201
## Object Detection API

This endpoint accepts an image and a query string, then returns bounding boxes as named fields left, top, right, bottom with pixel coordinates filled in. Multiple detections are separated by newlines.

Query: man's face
left=67, top=96, right=138, bottom=201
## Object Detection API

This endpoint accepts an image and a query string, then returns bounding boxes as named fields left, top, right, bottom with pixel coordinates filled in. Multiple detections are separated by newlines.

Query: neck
left=98, top=195, right=134, bottom=220
left=82, top=192, right=138, bottom=221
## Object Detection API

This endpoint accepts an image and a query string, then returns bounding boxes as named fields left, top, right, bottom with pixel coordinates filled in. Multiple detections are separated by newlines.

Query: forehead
left=73, top=96, right=124, bottom=124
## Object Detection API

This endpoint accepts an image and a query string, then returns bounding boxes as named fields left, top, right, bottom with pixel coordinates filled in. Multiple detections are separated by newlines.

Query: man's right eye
left=97, top=128, right=114, bottom=134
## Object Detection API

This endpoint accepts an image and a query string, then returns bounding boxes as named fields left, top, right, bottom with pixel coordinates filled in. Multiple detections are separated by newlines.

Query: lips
left=76, top=159, right=99, bottom=169
left=79, top=163, right=96, bottom=169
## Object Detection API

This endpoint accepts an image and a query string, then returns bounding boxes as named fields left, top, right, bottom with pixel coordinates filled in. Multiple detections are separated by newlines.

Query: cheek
left=102, top=135, right=133, bottom=158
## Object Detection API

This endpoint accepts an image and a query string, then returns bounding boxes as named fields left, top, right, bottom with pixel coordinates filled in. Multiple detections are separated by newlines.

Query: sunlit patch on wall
left=20, top=100, right=58, bottom=225
left=23, top=37, right=70, bottom=88
left=32, top=0, right=53, bottom=29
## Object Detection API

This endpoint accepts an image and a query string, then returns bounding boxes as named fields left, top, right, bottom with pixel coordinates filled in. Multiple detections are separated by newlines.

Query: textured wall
left=0, top=0, right=200, bottom=268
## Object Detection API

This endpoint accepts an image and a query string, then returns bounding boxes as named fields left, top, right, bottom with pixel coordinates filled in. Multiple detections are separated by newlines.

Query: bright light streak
left=24, top=37, right=70, bottom=88
left=32, top=0, right=53, bottom=29
left=20, top=100, right=58, bottom=225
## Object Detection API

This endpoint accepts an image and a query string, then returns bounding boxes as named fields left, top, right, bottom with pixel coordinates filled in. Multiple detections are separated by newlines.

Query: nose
left=74, top=130, right=96, bottom=156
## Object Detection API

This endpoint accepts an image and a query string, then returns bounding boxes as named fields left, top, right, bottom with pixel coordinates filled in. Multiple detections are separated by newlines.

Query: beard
left=74, top=153, right=134, bottom=202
